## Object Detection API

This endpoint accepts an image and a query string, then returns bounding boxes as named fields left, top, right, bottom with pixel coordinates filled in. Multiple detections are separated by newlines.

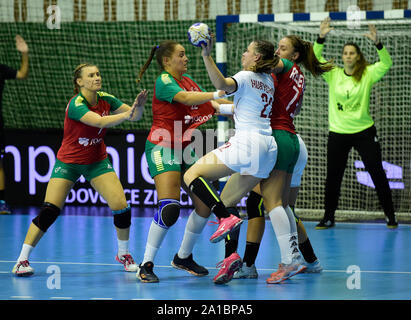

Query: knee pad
left=154, top=199, right=181, bottom=229
left=113, top=205, right=131, bottom=229
left=32, top=202, right=61, bottom=232
left=246, top=191, right=265, bottom=220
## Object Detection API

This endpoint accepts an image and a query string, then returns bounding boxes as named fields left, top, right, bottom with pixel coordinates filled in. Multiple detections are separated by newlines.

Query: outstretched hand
left=364, top=24, right=379, bottom=44
left=128, top=89, right=148, bottom=120
left=15, top=35, right=28, bottom=53
left=134, top=89, right=148, bottom=108
left=320, top=17, right=334, bottom=38
left=201, top=34, right=214, bottom=57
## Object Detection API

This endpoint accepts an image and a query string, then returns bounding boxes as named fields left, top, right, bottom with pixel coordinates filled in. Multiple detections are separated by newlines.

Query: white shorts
left=212, top=130, right=277, bottom=179
left=291, top=134, right=308, bottom=188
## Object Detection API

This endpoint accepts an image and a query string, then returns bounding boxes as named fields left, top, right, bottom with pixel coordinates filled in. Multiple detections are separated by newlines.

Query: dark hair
left=73, top=63, right=97, bottom=94
left=285, top=35, right=334, bottom=77
left=342, top=42, right=369, bottom=82
left=250, top=40, right=280, bottom=74
left=137, top=40, right=179, bottom=82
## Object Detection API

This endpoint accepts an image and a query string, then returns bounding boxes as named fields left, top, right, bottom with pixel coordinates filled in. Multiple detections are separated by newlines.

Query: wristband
left=213, top=91, right=227, bottom=100
left=219, top=104, right=234, bottom=115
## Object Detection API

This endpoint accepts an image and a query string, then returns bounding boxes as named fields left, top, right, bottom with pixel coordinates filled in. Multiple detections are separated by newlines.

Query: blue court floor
left=1, top=206, right=411, bottom=301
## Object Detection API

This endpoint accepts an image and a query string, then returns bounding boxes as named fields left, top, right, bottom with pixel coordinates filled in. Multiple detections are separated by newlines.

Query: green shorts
left=50, top=157, right=115, bottom=182
left=273, top=130, right=300, bottom=174
left=145, top=140, right=198, bottom=178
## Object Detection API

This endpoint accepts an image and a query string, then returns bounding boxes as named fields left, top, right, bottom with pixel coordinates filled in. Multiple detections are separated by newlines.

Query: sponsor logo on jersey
left=78, top=137, right=103, bottom=147
left=161, top=73, right=172, bottom=84
left=184, top=114, right=212, bottom=125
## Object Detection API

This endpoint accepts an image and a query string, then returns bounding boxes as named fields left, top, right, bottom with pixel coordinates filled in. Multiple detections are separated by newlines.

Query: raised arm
left=200, top=37, right=237, bottom=93
left=364, top=24, right=392, bottom=82
left=15, top=35, right=29, bottom=79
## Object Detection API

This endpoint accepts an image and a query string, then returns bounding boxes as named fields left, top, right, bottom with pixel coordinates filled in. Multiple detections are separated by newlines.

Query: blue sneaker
left=303, top=259, right=323, bottom=273
left=0, top=200, right=11, bottom=214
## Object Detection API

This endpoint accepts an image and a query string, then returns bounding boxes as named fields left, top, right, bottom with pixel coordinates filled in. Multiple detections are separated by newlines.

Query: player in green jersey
left=12, top=63, right=148, bottom=276
left=314, top=17, right=397, bottom=229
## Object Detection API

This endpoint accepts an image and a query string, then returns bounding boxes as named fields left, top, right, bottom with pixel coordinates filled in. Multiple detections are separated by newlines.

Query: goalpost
left=215, top=9, right=411, bottom=221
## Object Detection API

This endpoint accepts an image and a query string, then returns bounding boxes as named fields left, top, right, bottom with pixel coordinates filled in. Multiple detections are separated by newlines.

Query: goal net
left=224, top=19, right=411, bottom=219
left=0, top=18, right=218, bottom=131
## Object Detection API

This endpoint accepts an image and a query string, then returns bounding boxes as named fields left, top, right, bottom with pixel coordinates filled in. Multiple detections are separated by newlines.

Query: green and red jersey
left=57, top=91, right=123, bottom=164
left=271, top=58, right=305, bottom=134
left=147, top=71, right=215, bottom=149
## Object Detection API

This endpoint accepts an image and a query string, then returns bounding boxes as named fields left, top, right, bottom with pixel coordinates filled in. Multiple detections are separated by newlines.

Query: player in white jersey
left=211, top=69, right=276, bottom=178
left=178, top=40, right=279, bottom=271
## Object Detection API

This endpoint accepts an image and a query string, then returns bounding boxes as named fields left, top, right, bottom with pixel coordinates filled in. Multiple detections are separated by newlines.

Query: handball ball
left=188, top=22, right=211, bottom=47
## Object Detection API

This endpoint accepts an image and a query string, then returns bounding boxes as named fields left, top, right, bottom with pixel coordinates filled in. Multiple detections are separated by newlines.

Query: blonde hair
left=73, top=63, right=97, bottom=94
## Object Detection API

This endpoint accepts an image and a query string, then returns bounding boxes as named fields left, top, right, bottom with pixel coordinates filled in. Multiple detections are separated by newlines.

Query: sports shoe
left=171, top=253, right=209, bottom=276
left=303, top=259, right=323, bottom=273
left=209, top=214, right=243, bottom=243
left=116, top=254, right=138, bottom=272
left=136, top=261, right=159, bottom=283
left=315, top=219, right=335, bottom=229
left=0, top=200, right=11, bottom=214
left=233, top=263, right=258, bottom=279
left=12, top=260, right=34, bottom=277
left=266, top=260, right=306, bottom=284
left=213, top=252, right=242, bottom=284
left=386, top=216, right=398, bottom=229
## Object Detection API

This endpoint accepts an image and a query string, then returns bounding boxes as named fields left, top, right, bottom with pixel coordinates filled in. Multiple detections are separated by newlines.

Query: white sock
left=17, top=243, right=34, bottom=262
left=268, top=206, right=293, bottom=265
left=142, top=221, right=168, bottom=264
left=284, top=205, right=298, bottom=234
left=117, top=239, right=129, bottom=257
left=178, top=210, right=208, bottom=259
left=284, top=205, right=300, bottom=260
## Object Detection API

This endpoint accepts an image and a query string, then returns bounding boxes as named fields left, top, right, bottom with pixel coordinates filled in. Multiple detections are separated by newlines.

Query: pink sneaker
left=213, top=252, right=242, bottom=284
left=266, top=261, right=306, bottom=284
left=209, top=215, right=243, bottom=243
left=116, top=254, right=138, bottom=272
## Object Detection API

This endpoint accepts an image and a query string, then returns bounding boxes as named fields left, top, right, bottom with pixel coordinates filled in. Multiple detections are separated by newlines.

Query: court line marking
left=1, top=260, right=410, bottom=275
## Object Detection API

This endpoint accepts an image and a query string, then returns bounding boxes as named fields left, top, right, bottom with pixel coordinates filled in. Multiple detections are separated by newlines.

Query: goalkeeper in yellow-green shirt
left=313, top=17, right=398, bottom=229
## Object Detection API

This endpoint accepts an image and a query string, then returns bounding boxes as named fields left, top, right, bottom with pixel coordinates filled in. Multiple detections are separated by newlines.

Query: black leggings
left=324, top=125, right=395, bottom=220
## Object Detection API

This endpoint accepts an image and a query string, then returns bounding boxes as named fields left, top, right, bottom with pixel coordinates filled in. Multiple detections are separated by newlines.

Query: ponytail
left=285, top=35, right=334, bottom=77
left=251, top=40, right=280, bottom=74
left=137, top=40, right=179, bottom=83
left=137, top=45, right=158, bottom=83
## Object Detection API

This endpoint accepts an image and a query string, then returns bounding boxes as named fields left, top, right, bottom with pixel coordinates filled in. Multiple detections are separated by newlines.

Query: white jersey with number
left=212, top=70, right=277, bottom=178
left=230, top=70, right=275, bottom=136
